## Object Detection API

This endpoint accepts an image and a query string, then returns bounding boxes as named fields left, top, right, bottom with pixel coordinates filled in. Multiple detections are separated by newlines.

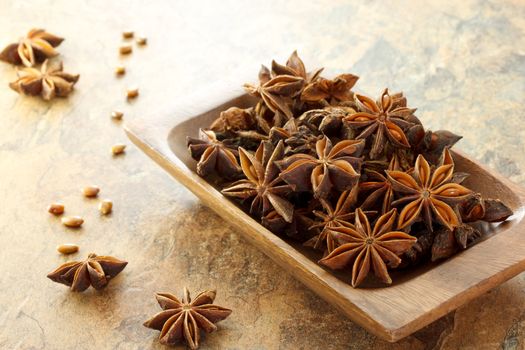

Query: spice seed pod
left=62, top=216, right=84, bottom=228
left=82, top=185, right=100, bottom=198
left=111, top=110, right=124, bottom=120
left=120, top=45, right=132, bottom=55
left=136, top=37, right=147, bottom=45
left=112, top=144, right=126, bottom=155
left=57, top=244, right=79, bottom=255
left=48, top=203, right=65, bottom=215
left=115, top=65, right=126, bottom=75
left=126, top=87, right=139, bottom=99
left=122, top=31, right=134, bottom=39
left=99, top=199, right=113, bottom=215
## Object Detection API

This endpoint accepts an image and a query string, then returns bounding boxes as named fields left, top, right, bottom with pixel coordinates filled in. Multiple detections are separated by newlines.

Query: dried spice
left=47, top=253, right=127, bottom=292
left=143, top=288, right=232, bottom=349
left=185, top=51, right=513, bottom=288
left=9, top=59, right=79, bottom=100
left=0, top=29, right=63, bottom=66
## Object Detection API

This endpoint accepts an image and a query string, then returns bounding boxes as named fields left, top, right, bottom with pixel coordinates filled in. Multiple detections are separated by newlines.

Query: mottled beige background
left=1, top=0, right=525, bottom=349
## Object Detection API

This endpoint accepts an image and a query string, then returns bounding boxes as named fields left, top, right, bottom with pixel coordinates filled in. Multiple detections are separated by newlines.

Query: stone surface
left=0, top=0, right=524, bottom=349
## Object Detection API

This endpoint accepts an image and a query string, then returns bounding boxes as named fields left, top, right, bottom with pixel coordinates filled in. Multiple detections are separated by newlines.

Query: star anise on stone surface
left=143, top=288, right=232, bottom=349
left=46, top=253, right=127, bottom=292
left=187, top=129, right=241, bottom=179
left=0, top=29, right=63, bottom=66
left=222, top=141, right=295, bottom=222
left=320, top=208, right=416, bottom=287
left=344, top=88, right=416, bottom=159
left=9, top=59, right=79, bottom=100
left=301, top=73, right=359, bottom=104
left=360, top=156, right=400, bottom=214
left=271, top=50, right=324, bottom=85
left=388, top=149, right=472, bottom=231
left=277, top=136, right=364, bottom=198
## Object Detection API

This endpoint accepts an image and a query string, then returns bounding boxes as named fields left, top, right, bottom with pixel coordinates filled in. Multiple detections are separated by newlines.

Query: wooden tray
left=125, top=86, right=525, bottom=342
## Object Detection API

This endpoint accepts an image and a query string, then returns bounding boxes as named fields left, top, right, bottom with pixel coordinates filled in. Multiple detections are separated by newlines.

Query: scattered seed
left=82, top=185, right=100, bottom=198
left=99, top=199, right=113, bottom=215
left=57, top=244, right=79, bottom=255
left=48, top=203, right=65, bottom=215
left=119, top=45, right=132, bottom=55
left=111, top=110, right=124, bottom=120
left=62, top=216, right=84, bottom=228
left=122, top=31, right=134, bottom=39
left=136, top=36, right=147, bottom=45
left=126, top=86, right=139, bottom=100
left=112, top=144, right=126, bottom=155
left=115, top=65, right=126, bottom=75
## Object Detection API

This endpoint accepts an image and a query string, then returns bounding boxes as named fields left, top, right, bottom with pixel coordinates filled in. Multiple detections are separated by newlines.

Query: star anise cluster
left=187, top=51, right=513, bottom=288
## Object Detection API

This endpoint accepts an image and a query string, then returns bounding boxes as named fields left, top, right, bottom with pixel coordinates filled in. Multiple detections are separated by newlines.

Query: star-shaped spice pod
left=222, top=140, right=295, bottom=222
left=9, top=59, right=79, bottom=100
left=301, top=73, right=359, bottom=104
left=0, top=28, right=63, bottom=66
left=387, top=148, right=472, bottom=231
left=277, top=136, right=364, bottom=198
left=344, top=88, right=415, bottom=159
left=360, top=156, right=400, bottom=214
left=143, top=288, right=232, bottom=349
left=270, top=50, right=324, bottom=85
left=47, top=253, right=127, bottom=292
left=320, top=208, right=417, bottom=287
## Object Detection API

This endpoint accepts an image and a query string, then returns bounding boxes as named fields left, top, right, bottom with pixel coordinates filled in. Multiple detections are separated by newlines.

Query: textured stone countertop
left=1, top=1, right=525, bottom=349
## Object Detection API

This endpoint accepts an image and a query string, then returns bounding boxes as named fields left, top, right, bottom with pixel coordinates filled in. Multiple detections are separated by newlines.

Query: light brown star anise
left=277, top=136, right=364, bottom=198
left=319, top=208, right=416, bottom=287
left=0, top=28, right=63, bottom=66
left=187, top=129, right=241, bottom=179
left=360, top=156, right=400, bottom=214
left=344, top=88, right=416, bottom=159
left=301, top=73, right=359, bottom=104
left=222, top=141, right=295, bottom=222
left=143, top=288, right=232, bottom=349
left=209, top=106, right=255, bottom=133
left=271, top=50, right=324, bottom=84
left=387, top=148, right=472, bottom=231
left=9, top=59, right=79, bottom=100
left=46, top=253, right=127, bottom=292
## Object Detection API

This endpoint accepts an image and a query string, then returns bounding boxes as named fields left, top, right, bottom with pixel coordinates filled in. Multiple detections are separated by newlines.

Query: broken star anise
left=143, top=288, right=232, bottom=349
left=320, top=208, right=417, bottom=287
left=0, top=28, right=63, bottom=66
left=387, top=148, right=472, bottom=231
left=46, top=253, right=127, bottom=292
left=301, top=73, right=359, bottom=104
left=187, top=129, right=241, bottom=179
left=277, top=136, right=364, bottom=198
left=9, top=59, right=79, bottom=100
left=221, top=140, right=295, bottom=222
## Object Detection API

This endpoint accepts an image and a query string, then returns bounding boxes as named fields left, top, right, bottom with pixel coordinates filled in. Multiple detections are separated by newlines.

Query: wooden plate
left=125, top=87, right=525, bottom=342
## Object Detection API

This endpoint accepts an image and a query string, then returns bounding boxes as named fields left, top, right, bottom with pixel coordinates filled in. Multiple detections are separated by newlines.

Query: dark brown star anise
left=387, top=149, right=472, bottom=231
left=301, top=73, right=359, bottom=104
left=143, top=288, right=232, bottom=349
left=0, top=28, right=63, bottom=66
left=46, top=253, right=127, bottom=292
left=360, top=156, right=400, bottom=214
left=299, top=106, right=356, bottom=135
left=187, top=129, right=241, bottom=179
left=344, top=88, right=416, bottom=159
left=277, top=136, right=364, bottom=198
left=320, top=208, right=416, bottom=287
left=222, top=141, right=295, bottom=222
left=9, top=59, right=79, bottom=100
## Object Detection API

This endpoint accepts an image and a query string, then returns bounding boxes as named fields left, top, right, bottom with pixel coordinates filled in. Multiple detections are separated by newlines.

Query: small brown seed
left=119, top=45, right=132, bottom=55
left=57, top=244, right=79, bottom=255
left=82, top=185, right=100, bottom=198
left=112, top=144, right=126, bottom=155
left=122, top=31, right=134, bottom=39
left=115, top=65, right=126, bottom=75
left=126, top=86, right=139, bottom=99
left=48, top=203, right=65, bottom=215
left=62, top=216, right=84, bottom=228
left=111, top=110, right=124, bottom=120
left=136, top=36, right=147, bottom=45
left=99, top=199, right=113, bottom=215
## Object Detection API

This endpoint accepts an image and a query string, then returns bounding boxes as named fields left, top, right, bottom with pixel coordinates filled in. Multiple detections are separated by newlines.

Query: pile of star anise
left=186, top=51, right=513, bottom=288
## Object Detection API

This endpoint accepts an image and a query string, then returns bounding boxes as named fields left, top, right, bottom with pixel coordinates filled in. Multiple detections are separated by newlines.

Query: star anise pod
left=9, top=59, right=79, bottom=100
left=268, top=118, right=322, bottom=156
left=0, top=28, right=63, bottom=66
left=360, top=156, right=400, bottom=214
left=299, top=106, right=356, bottom=135
left=143, top=288, right=232, bottom=349
left=301, top=73, right=359, bottom=104
left=262, top=206, right=317, bottom=241
left=209, top=106, right=256, bottom=133
left=271, top=50, right=324, bottom=84
left=387, top=149, right=472, bottom=231
left=222, top=141, right=295, bottom=222
left=46, top=253, right=127, bottom=292
left=319, top=208, right=416, bottom=287
left=344, top=88, right=416, bottom=159
left=460, top=192, right=513, bottom=223
left=187, top=129, right=241, bottom=179
left=277, top=136, right=364, bottom=198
